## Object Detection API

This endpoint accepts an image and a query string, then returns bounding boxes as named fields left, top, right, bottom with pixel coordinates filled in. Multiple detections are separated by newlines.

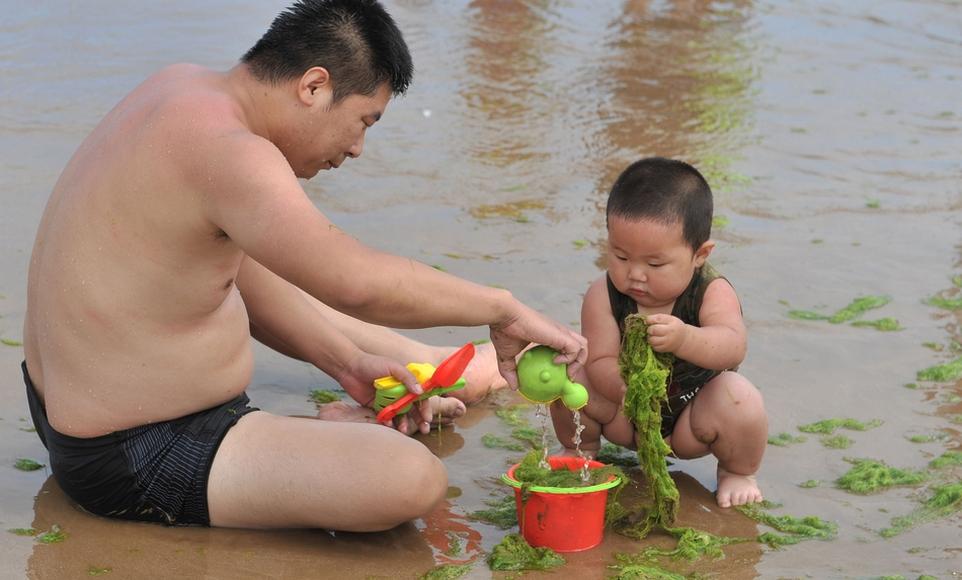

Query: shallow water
left=1, top=1, right=960, bottom=578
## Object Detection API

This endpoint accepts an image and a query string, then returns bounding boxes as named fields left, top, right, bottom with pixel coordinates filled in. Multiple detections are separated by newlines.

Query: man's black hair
left=606, top=157, right=713, bottom=250
left=242, top=0, right=413, bottom=102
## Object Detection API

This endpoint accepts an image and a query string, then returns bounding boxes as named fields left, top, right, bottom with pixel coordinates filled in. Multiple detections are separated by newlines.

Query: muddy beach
left=1, top=1, right=960, bottom=578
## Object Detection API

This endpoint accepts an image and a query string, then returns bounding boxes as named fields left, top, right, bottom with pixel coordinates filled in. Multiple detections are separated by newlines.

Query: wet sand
left=1, top=1, right=960, bottom=578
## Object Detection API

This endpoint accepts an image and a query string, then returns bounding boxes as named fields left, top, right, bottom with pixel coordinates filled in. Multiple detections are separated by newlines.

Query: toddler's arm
left=581, top=277, right=629, bottom=404
left=646, top=278, right=746, bottom=370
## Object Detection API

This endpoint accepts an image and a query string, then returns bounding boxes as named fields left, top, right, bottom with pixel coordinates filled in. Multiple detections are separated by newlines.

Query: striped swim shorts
left=23, top=362, right=258, bottom=525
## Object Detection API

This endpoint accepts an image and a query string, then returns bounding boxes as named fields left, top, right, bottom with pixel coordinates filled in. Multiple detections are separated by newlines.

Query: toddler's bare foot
left=436, top=342, right=508, bottom=405
left=716, top=466, right=763, bottom=508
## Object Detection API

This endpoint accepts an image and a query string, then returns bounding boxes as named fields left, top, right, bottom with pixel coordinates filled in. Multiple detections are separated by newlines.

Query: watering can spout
left=517, top=345, right=589, bottom=411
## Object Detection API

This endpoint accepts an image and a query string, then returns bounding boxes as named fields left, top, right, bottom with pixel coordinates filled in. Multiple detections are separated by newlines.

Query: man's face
left=291, top=82, right=391, bottom=179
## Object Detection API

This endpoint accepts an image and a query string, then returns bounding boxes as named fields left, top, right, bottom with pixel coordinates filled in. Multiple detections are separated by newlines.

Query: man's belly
left=26, top=289, right=254, bottom=438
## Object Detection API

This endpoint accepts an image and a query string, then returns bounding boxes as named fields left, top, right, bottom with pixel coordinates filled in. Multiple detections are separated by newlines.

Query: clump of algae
left=916, top=357, right=962, bottom=382
left=597, top=442, right=641, bottom=469
left=481, top=434, right=525, bottom=452
left=618, top=314, right=678, bottom=539
left=468, top=495, right=516, bottom=530
left=821, top=435, right=854, bottom=449
left=768, top=432, right=806, bottom=447
left=308, top=389, right=341, bottom=404
left=787, top=295, right=898, bottom=330
left=736, top=501, right=837, bottom=547
left=420, top=563, right=474, bottom=580
left=835, top=459, right=927, bottom=494
left=798, top=418, right=882, bottom=435
left=880, top=483, right=962, bottom=538
left=608, top=553, right=688, bottom=580
left=487, top=533, right=565, bottom=571
left=512, top=449, right=626, bottom=491
left=928, top=450, right=962, bottom=470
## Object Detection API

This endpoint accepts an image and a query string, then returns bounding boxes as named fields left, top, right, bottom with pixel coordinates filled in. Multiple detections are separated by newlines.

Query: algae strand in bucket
left=618, top=314, right=678, bottom=538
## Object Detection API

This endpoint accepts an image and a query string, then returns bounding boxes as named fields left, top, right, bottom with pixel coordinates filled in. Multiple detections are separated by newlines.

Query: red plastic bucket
left=501, top=456, right=621, bottom=553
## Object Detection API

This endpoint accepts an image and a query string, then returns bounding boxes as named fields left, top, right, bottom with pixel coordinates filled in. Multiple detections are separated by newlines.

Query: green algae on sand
left=798, top=417, right=882, bottom=435
left=618, top=314, right=677, bottom=538
left=736, top=501, right=837, bottom=547
left=768, top=432, right=806, bottom=447
left=928, top=450, right=962, bottom=470
left=14, top=458, right=44, bottom=471
left=820, top=434, right=854, bottom=449
left=916, top=356, right=962, bottom=382
left=468, top=495, right=517, bottom=530
left=420, top=563, right=474, bottom=580
left=36, top=525, right=66, bottom=544
left=481, top=433, right=526, bottom=452
left=787, top=295, right=895, bottom=328
left=835, top=458, right=927, bottom=494
left=880, top=483, right=962, bottom=538
left=487, top=533, right=565, bottom=571
left=608, top=552, right=689, bottom=580
left=308, top=389, right=341, bottom=404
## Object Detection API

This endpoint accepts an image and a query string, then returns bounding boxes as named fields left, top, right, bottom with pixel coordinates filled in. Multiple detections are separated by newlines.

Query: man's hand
left=644, top=313, right=689, bottom=354
left=489, top=302, right=588, bottom=390
left=334, top=352, right=444, bottom=435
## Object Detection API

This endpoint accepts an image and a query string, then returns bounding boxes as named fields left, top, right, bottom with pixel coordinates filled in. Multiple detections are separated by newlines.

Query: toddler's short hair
left=606, top=157, right=713, bottom=250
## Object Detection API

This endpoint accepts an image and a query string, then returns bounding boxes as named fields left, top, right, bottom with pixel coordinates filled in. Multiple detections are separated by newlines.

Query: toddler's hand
left=645, top=314, right=688, bottom=353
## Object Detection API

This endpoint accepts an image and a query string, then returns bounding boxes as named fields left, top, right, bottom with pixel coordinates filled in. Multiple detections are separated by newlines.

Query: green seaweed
left=650, top=527, right=747, bottom=561
left=510, top=426, right=541, bottom=448
left=835, top=459, right=927, bottom=494
left=821, top=435, right=853, bottom=449
left=420, top=563, right=473, bottom=580
left=495, top=404, right=531, bottom=428
left=308, top=389, right=341, bottom=404
left=736, top=501, right=837, bottom=547
left=14, top=458, right=44, bottom=471
left=618, top=314, right=677, bottom=538
left=597, top=443, right=641, bottom=469
left=712, top=215, right=730, bottom=229
left=487, top=533, right=565, bottom=571
left=916, top=357, right=962, bottom=382
left=881, top=483, right=962, bottom=538
left=768, top=432, right=806, bottom=446
left=850, top=318, right=901, bottom=331
left=799, top=480, right=820, bottom=488
left=907, top=434, right=943, bottom=443
left=36, top=525, right=66, bottom=544
left=925, top=295, right=962, bottom=310
left=481, top=433, right=525, bottom=452
left=1, top=338, right=23, bottom=347
left=512, top=449, right=625, bottom=490
left=827, top=296, right=891, bottom=323
left=87, top=567, right=112, bottom=576
left=7, top=528, right=36, bottom=536
left=573, top=239, right=589, bottom=249
left=798, top=418, right=882, bottom=435
left=468, top=495, right=517, bottom=530
left=928, top=450, right=962, bottom=470
left=787, top=310, right=828, bottom=321
left=609, top=552, right=688, bottom=579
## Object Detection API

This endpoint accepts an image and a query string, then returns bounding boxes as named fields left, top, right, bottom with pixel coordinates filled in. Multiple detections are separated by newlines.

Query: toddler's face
left=606, top=215, right=711, bottom=311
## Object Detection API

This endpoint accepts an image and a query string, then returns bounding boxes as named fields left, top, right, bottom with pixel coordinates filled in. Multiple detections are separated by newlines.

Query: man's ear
left=693, top=240, right=715, bottom=267
left=298, top=67, right=332, bottom=107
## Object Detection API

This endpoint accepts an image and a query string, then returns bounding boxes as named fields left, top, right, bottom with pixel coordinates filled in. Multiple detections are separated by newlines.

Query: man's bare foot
left=716, top=466, right=763, bottom=508
left=315, top=397, right=466, bottom=436
left=435, top=342, right=508, bottom=405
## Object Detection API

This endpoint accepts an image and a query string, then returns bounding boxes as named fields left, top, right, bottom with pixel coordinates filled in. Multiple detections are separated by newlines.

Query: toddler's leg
left=668, top=372, right=767, bottom=508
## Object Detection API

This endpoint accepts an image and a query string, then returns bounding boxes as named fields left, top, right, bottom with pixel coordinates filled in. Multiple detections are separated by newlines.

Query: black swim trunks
left=22, top=362, right=258, bottom=525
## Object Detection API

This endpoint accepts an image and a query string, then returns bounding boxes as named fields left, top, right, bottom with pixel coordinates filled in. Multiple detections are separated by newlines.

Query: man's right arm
left=187, top=130, right=586, bottom=383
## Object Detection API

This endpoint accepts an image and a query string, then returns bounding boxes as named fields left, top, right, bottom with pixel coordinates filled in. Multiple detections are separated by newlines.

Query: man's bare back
left=25, top=64, right=255, bottom=437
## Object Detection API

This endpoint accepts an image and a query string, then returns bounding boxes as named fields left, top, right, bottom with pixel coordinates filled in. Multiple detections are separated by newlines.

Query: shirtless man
left=22, top=0, right=586, bottom=532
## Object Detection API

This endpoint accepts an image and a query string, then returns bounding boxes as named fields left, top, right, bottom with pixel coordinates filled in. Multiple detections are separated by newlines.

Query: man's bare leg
left=300, top=290, right=507, bottom=404
left=207, top=411, right=448, bottom=530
